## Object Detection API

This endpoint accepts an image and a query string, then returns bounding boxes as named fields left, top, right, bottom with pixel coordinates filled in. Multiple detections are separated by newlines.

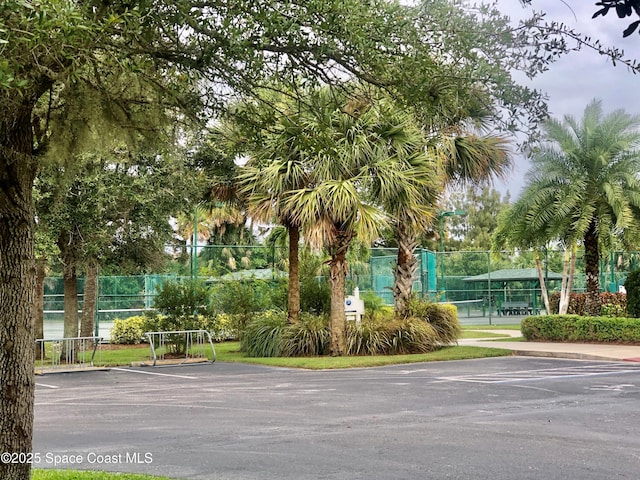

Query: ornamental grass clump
left=240, top=298, right=461, bottom=358
left=241, top=311, right=288, bottom=357
left=346, top=316, right=440, bottom=355
left=280, top=314, right=330, bottom=356
left=407, top=298, right=461, bottom=345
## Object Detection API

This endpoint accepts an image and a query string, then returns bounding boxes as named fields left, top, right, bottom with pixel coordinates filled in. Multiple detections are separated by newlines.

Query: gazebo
left=462, top=268, right=563, bottom=315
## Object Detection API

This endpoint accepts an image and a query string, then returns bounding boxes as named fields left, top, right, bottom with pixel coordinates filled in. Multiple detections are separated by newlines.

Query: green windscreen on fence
left=43, top=248, right=638, bottom=322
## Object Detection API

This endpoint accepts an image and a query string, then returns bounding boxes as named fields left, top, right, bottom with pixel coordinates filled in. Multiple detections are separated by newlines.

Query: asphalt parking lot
left=34, top=357, right=640, bottom=479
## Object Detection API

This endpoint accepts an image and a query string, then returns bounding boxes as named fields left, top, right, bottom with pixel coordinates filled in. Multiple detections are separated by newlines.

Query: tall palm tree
left=387, top=125, right=510, bottom=317
left=281, top=89, right=440, bottom=355
left=516, top=99, right=640, bottom=314
left=236, top=94, right=315, bottom=324
left=363, top=100, right=442, bottom=317
left=493, top=195, right=577, bottom=315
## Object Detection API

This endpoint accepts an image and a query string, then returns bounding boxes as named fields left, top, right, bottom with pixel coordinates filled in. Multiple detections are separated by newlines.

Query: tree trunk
left=58, top=237, right=80, bottom=363
left=0, top=100, right=38, bottom=480
left=558, top=246, right=572, bottom=315
left=61, top=259, right=80, bottom=340
left=567, top=246, right=577, bottom=299
left=583, top=220, right=601, bottom=316
left=329, top=232, right=352, bottom=356
left=287, top=225, right=301, bottom=324
left=393, top=222, right=418, bottom=318
left=34, top=259, right=46, bottom=360
left=533, top=249, right=550, bottom=314
left=81, top=258, right=98, bottom=338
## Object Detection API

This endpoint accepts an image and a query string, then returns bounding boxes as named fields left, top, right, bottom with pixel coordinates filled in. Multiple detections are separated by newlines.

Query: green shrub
left=110, top=316, right=147, bottom=344
left=199, top=313, right=240, bottom=341
left=212, top=279, right=286, bottom=314
left=521, top=314, right=640, bottom=343
left=599, top=292, right=626, bottom=316
left=601, top=302, right=626, bottom=318
left=241, top=310, right=288, bottom=357
left=281, top=314, right=330, bottom=356
left=153, top=278, right=214, bottom=319
left=300, top=276, right=331, bottom=315
left=211, top=279, right=287, bottom=337
left=408, top=298, right=461, bottom=345
left=347, top=319, right=388, bottom=356
left=238, top=299, right=459, bottom=358
left=549, top=292, right=627, bottom=316
left=146, top=279, right=216, bottom=354
left=625, top=270, right=640, bottom=317
left=346, top=315, right=440, bottom=356
left=361, top=292, right=385, bottom=314
left=384, top=319, right=438, bottom=354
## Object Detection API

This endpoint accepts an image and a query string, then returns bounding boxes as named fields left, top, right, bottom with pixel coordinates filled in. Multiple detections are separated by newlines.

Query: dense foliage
left=625, top=270, right=640, bottom=317
left=109, top=316, right=147, bottom=345
left=548, top=292, right=627, bottom=316
left=521, top=314, right=640, bottom=343
left=239, top=300, right=461, bottom=357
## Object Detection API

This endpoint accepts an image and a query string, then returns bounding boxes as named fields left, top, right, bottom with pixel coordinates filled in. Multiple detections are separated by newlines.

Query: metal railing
left=35, top=336, right=103, bottom=373
left=145, top=330, right=216, bottom=367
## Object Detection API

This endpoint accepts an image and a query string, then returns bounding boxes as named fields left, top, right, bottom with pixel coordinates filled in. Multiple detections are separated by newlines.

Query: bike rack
left=145, top=330, right=216, bottom=366
left=35, top=336, right=103, bottom=373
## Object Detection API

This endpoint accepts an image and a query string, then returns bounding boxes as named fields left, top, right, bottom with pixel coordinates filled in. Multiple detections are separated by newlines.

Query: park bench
left=500, top=301, right=532, bottom=316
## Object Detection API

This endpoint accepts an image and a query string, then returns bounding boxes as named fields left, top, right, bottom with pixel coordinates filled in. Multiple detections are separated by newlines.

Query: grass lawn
left=462, top=324, right=522, bottom=330
left=460, top=330, right=512, bottom=339
left=81, top=341, right=512, bottom=370
left=33, top=471, right=176, bottom=480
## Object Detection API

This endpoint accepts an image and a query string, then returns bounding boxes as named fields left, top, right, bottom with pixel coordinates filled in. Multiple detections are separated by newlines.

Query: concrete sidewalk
left=461, top=329, right=640, bottom=362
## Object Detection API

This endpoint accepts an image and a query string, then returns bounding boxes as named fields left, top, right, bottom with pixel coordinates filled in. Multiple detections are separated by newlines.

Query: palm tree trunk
left=81, top=258, right=98, bottom=338
left=568, top=246, right=577, bottom=299
left=583, top=220, right=601, bottom=315
left=558, top=247, right=571, bottom=315
left=533, top=249, right=550, bottom=314
left=34, top=259, right=46, bottom=360
left=0, top=102, right=38, bottom=480
left=393, top=222, right=418, bottom=318
left=287, top=225, right=301, bottom=324
left=329, top=232, right=351, bottom=356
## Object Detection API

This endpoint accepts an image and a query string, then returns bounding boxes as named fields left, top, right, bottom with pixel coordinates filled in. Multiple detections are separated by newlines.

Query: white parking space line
left=436, top=363, right=640, bottom=384
left=36, top=383, right=60, bottom=389
left=110, top=367, right=198, bottom=379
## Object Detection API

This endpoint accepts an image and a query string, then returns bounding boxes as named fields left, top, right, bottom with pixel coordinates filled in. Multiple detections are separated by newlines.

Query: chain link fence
left=43, top=247, right=639, bottom=335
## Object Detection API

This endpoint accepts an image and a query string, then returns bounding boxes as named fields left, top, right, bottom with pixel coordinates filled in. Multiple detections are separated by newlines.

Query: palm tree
left=438, top=134, right=512, bottom=187
left=236, top=94, right=315, bottom=324
left=515, top=99, right=640, bottom=314
left=281, top=89, right=433, bottom=355
left=363, top=100, right=442, bottom=317
left=493, top=195, right=577, bottom=315
left=387, top=125, right=510, bottom=317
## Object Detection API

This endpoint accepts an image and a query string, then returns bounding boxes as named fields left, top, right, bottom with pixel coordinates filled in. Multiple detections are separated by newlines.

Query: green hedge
left=110, top=312, right=241, bottom=344
left=521, top=315, right=640, bottom=343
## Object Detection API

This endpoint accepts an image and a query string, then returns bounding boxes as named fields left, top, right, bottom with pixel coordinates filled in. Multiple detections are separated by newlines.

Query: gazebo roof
left=462, top=268, right=563, bottom=283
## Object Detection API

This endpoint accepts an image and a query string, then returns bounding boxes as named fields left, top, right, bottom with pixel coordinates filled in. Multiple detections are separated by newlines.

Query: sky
left=490, top=0, right=640, bottom=198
